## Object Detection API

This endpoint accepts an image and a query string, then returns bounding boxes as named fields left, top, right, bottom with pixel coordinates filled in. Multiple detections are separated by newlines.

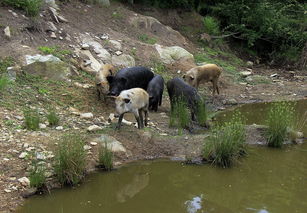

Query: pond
left=17, top=99, right=307, bottom=213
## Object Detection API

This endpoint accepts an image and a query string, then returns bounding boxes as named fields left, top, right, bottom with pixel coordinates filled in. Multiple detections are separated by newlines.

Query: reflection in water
left=116, top=172, right=149, bottom=203
left=246, top=207, right=269, bottom=213
left=185, top=195, right=203, bottom=213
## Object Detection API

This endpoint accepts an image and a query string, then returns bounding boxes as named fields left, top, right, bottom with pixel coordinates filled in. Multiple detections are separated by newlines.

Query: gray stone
left=18, top=177, right=30, bottom=187
left=83, top=145, right=91, bottom=150
left=50, top=32, right=57, bottom=38
left=96, top=0, right=110, bottom=7
left=19, top=152, right=28, bottom=159
left=39, top=123, right=47, bottom=129
left=240, top=71, right=252, bottom=77
left=109, top=40, right=122, bottom=50
left=25, top=54, right=61, bottom=65
left=7, top=65, right=20, bottom=81
left=155, top=44, right=194, bottom=64
left=56, top=126, right=63, bottom=130
left=87, top=125, right=103, bottom=132
left=46, top=21, right=57, bottom=32
left=92, top=135, right=126, bottom=153
left=80, top=112, right=94, bottom=119
left=21, top=187, right=37, bottom=198
left=246, top=61, right=253, bottom=68
left=4, top=26, right=11, bottom=38
left=112, top=54, right=135, bottom=68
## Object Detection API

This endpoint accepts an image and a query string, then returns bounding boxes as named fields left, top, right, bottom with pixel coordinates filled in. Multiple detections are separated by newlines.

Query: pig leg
left=116, top=113, right=124, bottom=129
left=159, top=94, right=162, bottom=106
left=212, top=79, right=219, bottom=95
left=144, top=108, right=148, bottom=127
left=133, top=109, right=142, bottom=129
left=138, top=109, right=144, bottom=128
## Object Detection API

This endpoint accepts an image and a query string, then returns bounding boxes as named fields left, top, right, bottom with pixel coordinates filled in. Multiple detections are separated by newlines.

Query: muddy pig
left=167, top=77, right=202, bottom=121
left=147, top=75, right=164, bottom=112
left=115, top=88, right=149, bottom=129
left=183, top=64, right=222, bottom=95
left=107, top=66, right=154, bottom=96
left=95, top=64, right=116, bottom=101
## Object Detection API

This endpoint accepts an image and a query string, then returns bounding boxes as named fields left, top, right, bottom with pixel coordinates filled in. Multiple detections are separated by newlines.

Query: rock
left=35, top=152, right=46, bottom=160
left=50, top=32, right=57, bottom=39
left=7, top=65, right=21, bottom=81
left=90, top=142, right=97, bottom=146
left=109, top=40, right=122, bottom=50
left=77, top=50, right=101, bottom=72
left=100, top=34, right=109, bottom=40
left=270, top=73, right=278, bottom=78
left=246, top=61, right=253, bottom=68
left=114, top=50, right=122, bottom=56
left=240, top=71, right=252, bottom=77
left=45, top=0, right=58, bottom=9
left=83, top=145, right=91, bottom=150
left=80, top=112, right=94, bottom=119
left=55, top=126, right=63, bottom=130
left=155, top=44, right=194, bottom=64
left=18, top=177, right=30, bottom=187
left=96, top=0, right=110, bottom=6
left=23, top=60, right=72, bottom=81
left=46, top=21, right=57, bottom=32
left=92, top=135, right=126, bottom=153
left=69, top=107, right=81, bottom=115
left=49, top=7, right=68, bottom=23
left=25, top=54, right=61, bottom=65
left=19, top=152, right=28, bottom=159
left=81, top=38, right=111, bottom=62
left=4, top=26, right=11, bottom=38
left=81, top=43, right=90, bottom=50
left=21, top=187, right=37, bottom=198
left=112, top=54, right=135, bottom=68
left=4, top=189, right=12, bottom=193
left=227, top=98, right=237, bottom=105
left=139, top=131, right=153, bottom=143
left=122, top=119, right=133, bottom=126
left=108, top=113, right=116, bottom=122
left=87, top=125, right=102, bottom=132
left=39, top=123, right=47, bottom=129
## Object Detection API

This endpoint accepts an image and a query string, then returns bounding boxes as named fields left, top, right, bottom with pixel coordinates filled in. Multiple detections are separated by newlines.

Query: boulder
left=108, top=40, right=122, bottom=50
left=92, top=135, right=127, bottom=153
left=25, top=54, right=61, bottom=65
left=112, top=54, right=135, bottom=68
left=4, top=26, right=11, bottom=39
left=155, top=44, right=194, bottom=64
left=96, top=0, right=110, bottom=7
left=23, top=61, right=71, bottom=81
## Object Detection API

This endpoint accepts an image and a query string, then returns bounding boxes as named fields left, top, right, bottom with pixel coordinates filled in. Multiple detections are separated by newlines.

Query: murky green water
left=18, top=99, right=307, bottom=213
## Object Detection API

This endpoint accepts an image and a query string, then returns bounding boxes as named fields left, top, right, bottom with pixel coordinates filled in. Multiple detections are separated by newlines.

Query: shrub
left=38, top=46, right=72, bottom=60
left=29, top=159, right=46, bottom=189
left=203, top=111, right=246, bottom=167
left=196, top=99, right=208, bottom=126
left=23, top=108, right=40, bottom=130
left=2, top=0, right=43, bottom=17
left=98, top=141, right=113, bottom=171
left=54, top=134, right=86, bottom=185
left=0, top=57, right=14, bottom=74
left=46, top=109, right=60, bottom=126
left=266, top=101, right=295, bottom=148
left=169, top=97, right=190, bottom=129
left=203, top=16, right=220, bottom=35
left=138, top=34, right=157, bottom=45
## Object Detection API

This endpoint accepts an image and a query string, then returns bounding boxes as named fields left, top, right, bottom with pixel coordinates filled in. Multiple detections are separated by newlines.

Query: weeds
left=2, top=0, right=42, bottom=17
left=203, top=16, right=220, bottom=36
left=169, top=97, right=190, bottom=130
left=0, top=75, right=10, bottom=91
left=266, top=101, right=295, bottom=148
left=46, top=109, right=60, bottom=127
left=203, top=111, right=246, bottom=167
left=38, top=46, right=71, bottom=60
left=29, top=158, right=46, bottom=189
left=196, top=99, right=208, bottom=126
left=0, top=57, right=14, bottom=74
left=98, top=141, right=113, bottom=171
left=23, top=108, right=40, bottom=130
left=54, top=134, right=86, bottom=185
left=138, top=34, right=157, bottom=45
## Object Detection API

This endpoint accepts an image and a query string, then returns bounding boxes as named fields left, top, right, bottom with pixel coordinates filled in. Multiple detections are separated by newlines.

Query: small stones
left=4, top=26, right=11, bottom=39
left=50, top=32, right=57, bottom=39
left=81, top=43, right=90, bottom=50
left=83, top=145, right=91, bottom=150
left=80, top=112, right=94, bottom=119
left=270, top=73, right=278, bottom=78
left=90, top=142, right=97, bottom=146
left=100, top=33, right=109, bottom=40
left=87, top=125, right=102, bottom=132
left=39, top=123, right=47, bottom=129
left=114, top=50, right=123, bottom=56
left=19, top=152, right=28, bottom=159
left=55, top=126, right=63, bottom=130
left=240, top=71, right=252, bottom=77
left=18, top=177, right=30, bottom=187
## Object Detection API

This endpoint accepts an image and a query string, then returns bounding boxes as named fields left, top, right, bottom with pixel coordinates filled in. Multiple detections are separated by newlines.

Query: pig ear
left=106, top=76, right=114, bottom=83
left=124, top=98, right=130, bottom=103
left=189, top=75, right=194, bottom=80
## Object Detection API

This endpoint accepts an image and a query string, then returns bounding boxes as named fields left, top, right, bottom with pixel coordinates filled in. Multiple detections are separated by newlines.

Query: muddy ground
left=0, top=1, right=306, bottom=212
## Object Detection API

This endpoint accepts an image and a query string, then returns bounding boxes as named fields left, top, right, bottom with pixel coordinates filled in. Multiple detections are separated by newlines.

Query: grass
left=203, top=16, right=220, bottom=36
left=169, top=97, right=190, bottom=130
left=29, top=159, right=46, bottom=189
left=203, top=111, right=246, bottom=167
left=38, top=46, right=72, bottom=61
left=23, top=108, right=40, bottom=130
left=46, top=109, right=60, bottom=126
left=54, top=134, right=86, bottom=186
left=0, top=75, right=10, bottom=92
left=98, top=141, right=113, bottom=171
left=196, top=99, right=208, bottom=126
left=2, top=0, right=42, bottom=17
left=0, top=57, right=14, bottom=74
left=266, top=101, right=295, bottom=148
left=138, top=34, right=157, bottom=45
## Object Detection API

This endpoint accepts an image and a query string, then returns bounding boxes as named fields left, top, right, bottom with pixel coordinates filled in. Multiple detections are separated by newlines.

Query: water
left=17, top=99, right=307, bottom=213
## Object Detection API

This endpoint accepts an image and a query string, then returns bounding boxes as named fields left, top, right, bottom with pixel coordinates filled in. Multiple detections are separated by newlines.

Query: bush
left=2, top=0, right=43, bottom=17
left=266, top=101, right=295, bottom=148
left=138, top=34, right=157, bottom=45
left=46, top=109, right=60, bottom=126
left=98, top=141, right=113, bottom=171
left=54, top=134, right=86, bottom=185
left=203, top=112, right=246, bottom=167
left=203, top=16, right=220, bottom=36
left=29, top=159, right=46, bottom=189
left=23, top=108, right=40, bottom=130
left=196, top=99, right=208, bottom=126
left=169, top=97, right=190, bottom=129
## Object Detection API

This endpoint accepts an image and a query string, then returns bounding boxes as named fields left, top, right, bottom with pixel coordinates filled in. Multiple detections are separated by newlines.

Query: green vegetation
left=54, top=134, right=86, bottom=185
left=29, top=158, right=46, bottom=189
left=196, top=99, right=208, bottom=126
left=46, top=109, right=60, bottom=126
left=23, top=108, right=40, bottom=130
left=266, top=101, right=295, bottom=148
left=98, top=141, right=113, bottom=171
left=1, top=0, right=42, bottom=17
left=38, top=46, right=72, bottom=60
left=0, top=57, right=14, bottom=74
left=138, top=34, right=157, bottom=45
left=203, top=16, right=220, bottom=36
left=0, top=75, right=10, bottom=92
left=203, top=112, right=246, bottom=167
left=169, top=97, right=190, bottom=130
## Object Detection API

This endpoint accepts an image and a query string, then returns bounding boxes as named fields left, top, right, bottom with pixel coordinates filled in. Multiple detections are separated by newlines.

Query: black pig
left=107, top=66, right=154, bottom=96
left=167, top=77, right=202, bottom=121
left=147, top=75, right=164, bottom=112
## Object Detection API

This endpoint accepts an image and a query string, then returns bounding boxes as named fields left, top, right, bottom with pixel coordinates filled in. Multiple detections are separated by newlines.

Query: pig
left=107, top=66, right=154, bottom=96
left=95, top=64, right=116, bottom=101
left=167, top=77, right=202, bottom=121
left=115, top=88, right=149, bottom=129
left=147, top=75, right=164, bottom=112
left=183, top=64, right=222, bottom=95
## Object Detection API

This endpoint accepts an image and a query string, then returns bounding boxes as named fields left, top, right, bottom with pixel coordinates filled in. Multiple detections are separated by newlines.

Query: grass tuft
left=54, top=134, right=86, bottom=185
left=169, top=97, right=190, bottom=130
left=23, top=108, right=40, bottom=130
left=138, top=34, right=157, bottom=45
left=2, top=0, right=42, bottom=17
left=0, top=75, right=10, bottom=91
left=266, top=101, right=295, bottom=148
left=46, top=108, right=60, bottom=127
left=196, top=99, right=208, bottom=126
left=29, top=158, right=46, bottom=189
left=203, top=111, right=246, bottom=167
left=98, top=141, right=113, bottom=171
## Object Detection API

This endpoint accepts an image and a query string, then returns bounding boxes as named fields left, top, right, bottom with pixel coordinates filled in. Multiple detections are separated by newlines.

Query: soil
left=0, top=1, right=306, bottom=212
